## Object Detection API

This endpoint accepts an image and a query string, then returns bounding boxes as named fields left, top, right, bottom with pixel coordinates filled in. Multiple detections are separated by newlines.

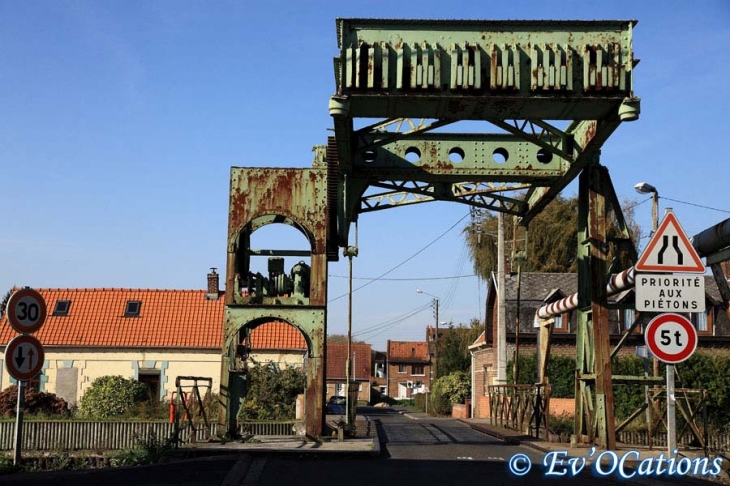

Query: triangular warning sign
left=635, top=212, right=704, bottom=273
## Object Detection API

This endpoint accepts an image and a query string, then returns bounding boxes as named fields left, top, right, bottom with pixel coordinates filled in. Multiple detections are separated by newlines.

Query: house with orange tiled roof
left=325, top=343, right=372, bottom=403
left=387, top=340, right=431, bottom=399
left=0, top=271, right=308, bottom=405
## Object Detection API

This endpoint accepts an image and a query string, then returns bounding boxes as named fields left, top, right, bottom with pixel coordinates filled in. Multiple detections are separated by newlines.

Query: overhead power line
left=660, top=196, right=730, bottom=215
left=353, top=302, right=432, bottom=339
left=328, top=212, right=470, bottom=303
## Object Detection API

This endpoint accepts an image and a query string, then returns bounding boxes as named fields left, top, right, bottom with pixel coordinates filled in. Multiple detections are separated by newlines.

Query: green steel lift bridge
left=218, top=18, right=641, bottom=448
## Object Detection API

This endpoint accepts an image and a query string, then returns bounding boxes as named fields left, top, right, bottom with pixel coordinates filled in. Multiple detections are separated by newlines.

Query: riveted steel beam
left=360, top=181, right=530, bottom=214
left=353, top=133, right=568, bottom=180
left=334, top=19, right=636, bottom=116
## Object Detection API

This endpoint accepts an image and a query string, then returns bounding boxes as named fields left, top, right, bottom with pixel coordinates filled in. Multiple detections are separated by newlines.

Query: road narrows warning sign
left=635, top=212, right=704, bottom=273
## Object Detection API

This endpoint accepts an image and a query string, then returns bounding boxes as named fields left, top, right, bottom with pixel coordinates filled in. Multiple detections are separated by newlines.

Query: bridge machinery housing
left=219, top=18, right=640, bottom=446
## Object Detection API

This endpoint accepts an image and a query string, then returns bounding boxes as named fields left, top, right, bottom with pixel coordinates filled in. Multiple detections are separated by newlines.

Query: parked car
left=326, top=395, right=346, bottom=414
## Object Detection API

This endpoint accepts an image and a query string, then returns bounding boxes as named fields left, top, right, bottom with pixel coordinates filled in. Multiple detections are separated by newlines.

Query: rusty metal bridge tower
left=219, top=18, right=641, bottom=446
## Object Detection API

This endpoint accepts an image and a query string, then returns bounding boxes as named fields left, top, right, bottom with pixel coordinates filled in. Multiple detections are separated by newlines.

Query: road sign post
left=13, top=381, right=24, bottom=467
left=5, top=288, right=46, bottom=466
left=644, top=313, right=698, bottom=457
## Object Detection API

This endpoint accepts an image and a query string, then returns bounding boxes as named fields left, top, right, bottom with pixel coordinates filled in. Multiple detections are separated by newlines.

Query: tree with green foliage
left=79, top=375, right=150, bottom=419
left=437, top=319, right=483, bottom=377
left=238, top=361, right=306, bottom=421
left=326, top=334, right=365, bottom=344
left=0, top=289, right=11, bottom=318
left=464, top=195, right=641, bottom=278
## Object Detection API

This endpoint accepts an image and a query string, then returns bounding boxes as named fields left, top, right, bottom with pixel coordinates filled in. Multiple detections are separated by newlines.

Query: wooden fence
left=0, top=420, right=304, bottom=451
left=488, top=384, right=550, bottom=440
left=617, top=430, right=730, bottom=453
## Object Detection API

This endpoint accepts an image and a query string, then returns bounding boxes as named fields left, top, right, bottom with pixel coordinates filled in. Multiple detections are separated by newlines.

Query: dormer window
left=125, top=300, right=141, bottom=317
left=53, top=300, right=71, bottom=316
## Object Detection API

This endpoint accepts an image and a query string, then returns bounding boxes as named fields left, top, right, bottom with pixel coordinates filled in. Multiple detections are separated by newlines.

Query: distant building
left=325, top=343, right=372, bottom=403
left=386, top=340, right=431, bottom=399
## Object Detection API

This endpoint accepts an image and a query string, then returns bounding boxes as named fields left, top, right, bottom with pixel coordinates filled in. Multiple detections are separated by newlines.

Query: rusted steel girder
left=330, top=19, right=641, bottom=247
left=573, top=161, right=616, bottom=449
left=219, top=167, right=333, bottom=439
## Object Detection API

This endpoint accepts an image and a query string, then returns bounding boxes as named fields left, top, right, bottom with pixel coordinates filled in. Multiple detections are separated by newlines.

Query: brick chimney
left=206, top=268, right=220, bottom=300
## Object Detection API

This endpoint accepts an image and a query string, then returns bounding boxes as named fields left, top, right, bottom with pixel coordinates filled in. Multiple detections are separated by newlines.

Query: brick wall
left=387, top=362, right=430, bottom=399
left=549, top=398, right=575, bottom=417
left=451, top=400, right=471, bottom=419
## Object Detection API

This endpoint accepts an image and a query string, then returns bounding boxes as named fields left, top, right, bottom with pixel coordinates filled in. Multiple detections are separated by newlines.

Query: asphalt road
left=0, top=408, right=721, bottom=485
left=253, top=408, right=615, bottom=486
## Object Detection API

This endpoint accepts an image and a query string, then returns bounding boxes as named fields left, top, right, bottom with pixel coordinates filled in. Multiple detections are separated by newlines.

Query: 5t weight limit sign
left=644, top=313, right=698, bottom=364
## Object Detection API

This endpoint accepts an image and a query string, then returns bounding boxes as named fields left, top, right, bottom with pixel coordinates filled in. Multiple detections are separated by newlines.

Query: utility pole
left=417, top=289, right=440, bottom=380
left=344, top=244, right=358, bottom=425
left=497, top=210, right=507, bottom=384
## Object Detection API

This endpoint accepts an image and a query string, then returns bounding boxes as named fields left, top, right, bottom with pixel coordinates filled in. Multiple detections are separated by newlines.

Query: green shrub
left=0, top=386, right=70, bottom=418
left=238, top=362, right=305, bottom=421
left=611, top=355, right=646, bottom=420
left=507, top=354, right=574, bottom=398
left=676, top=353, right=730, bottom=427
left=79, top=376, right=150, bottom=419
left=428, top=371, right=470, bottom=415
left=107, top=431, right=171, bottom=467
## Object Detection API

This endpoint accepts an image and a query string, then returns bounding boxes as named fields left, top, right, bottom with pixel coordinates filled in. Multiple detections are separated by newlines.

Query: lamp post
left=634, top=182, right=659, bottom=234
left=634, top=182, right=660, bottom=431
left=416, top=289, right=439, bottom=380
left=635, top=181, right=660, bottom=378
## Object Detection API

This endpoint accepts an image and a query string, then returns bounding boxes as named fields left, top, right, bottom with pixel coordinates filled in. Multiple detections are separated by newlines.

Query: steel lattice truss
left=328, top=18, right=642, bottom=449
left=328, top=18, right=639, bottom=246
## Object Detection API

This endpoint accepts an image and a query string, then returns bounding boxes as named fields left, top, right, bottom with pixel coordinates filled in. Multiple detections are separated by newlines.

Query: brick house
left=325, top=343, right=372, bottom=403
left=470, top=271, right=730, bottom=419
left=0, top=271, right=308, bottom=405
left=387, top=340, right=431, bottom=399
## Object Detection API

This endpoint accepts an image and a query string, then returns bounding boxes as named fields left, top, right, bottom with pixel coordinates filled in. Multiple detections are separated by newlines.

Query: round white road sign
left=644, top=313, right=698, bottom=364
left=6, top=288, right=46, bottom=334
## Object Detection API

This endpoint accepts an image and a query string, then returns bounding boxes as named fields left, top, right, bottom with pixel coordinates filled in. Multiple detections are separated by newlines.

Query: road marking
left=222, top=454, right=252, bottom=486
left=243, top=457, right=267, bottom=485
left=457, top=456, right=473, bottom=460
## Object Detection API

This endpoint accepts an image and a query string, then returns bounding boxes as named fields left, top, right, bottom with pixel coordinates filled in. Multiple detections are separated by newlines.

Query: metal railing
left=488, top=384, right=550, bottom=440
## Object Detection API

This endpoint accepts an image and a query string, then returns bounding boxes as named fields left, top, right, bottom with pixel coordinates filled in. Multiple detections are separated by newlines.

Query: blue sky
left=2, top=1, right=730, bottom=351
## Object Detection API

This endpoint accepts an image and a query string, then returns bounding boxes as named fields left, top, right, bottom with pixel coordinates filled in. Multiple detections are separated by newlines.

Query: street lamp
left=416, top=289, right=440, bottom=379
left=634, top=182, right=659, bottom=234
left=634, top=182, right=661, bottom=383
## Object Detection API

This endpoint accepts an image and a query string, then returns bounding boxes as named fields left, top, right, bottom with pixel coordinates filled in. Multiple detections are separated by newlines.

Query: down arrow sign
left=15, top=347, right=25, bottom=368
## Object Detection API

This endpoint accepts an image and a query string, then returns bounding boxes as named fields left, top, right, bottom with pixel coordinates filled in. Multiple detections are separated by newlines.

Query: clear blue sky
left=2, top=1, right=730, bottom=351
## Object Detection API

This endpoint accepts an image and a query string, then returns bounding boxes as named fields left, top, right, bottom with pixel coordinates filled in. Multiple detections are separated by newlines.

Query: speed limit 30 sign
left=644, top=313, right=698, bottom=364
left=6, top=288, right=47, bottom=334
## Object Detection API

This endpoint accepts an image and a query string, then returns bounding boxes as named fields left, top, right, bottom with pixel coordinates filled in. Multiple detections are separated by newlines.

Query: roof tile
left=387, top=341, right=429, bottom=362
left=326, top=343, right=371, bottom=380
left=0, top=288, right=306, bottom=350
